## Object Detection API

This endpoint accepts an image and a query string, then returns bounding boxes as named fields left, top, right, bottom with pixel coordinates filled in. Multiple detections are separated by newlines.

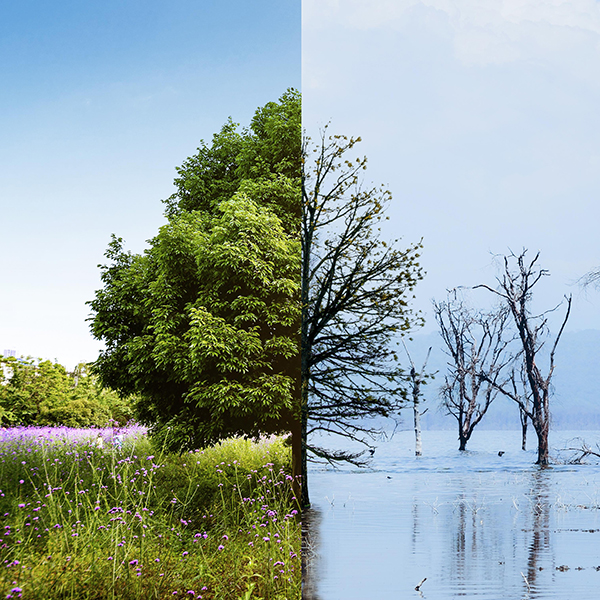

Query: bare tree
left=578, top=267, right=600, bottom=289
left=434, top=295, right=512, bottom=451
left=476, top=250, right=572, bottom=465
left=401, top=340, right=432, bottom=457
left=301, top=129, right=424, bottom=507
left=509, top=361, right=533, bottom=451
left=557, top=439, right=600, bottom=464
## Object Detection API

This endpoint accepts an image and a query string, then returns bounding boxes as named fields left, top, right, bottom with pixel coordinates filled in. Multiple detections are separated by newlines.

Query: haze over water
left=304, top=429, right=600, bottom=600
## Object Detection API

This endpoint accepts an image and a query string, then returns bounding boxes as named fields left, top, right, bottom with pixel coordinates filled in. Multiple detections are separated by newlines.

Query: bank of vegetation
left=0, top=357, right=136, bottom=428
left=0, top=429, right=300, bottom=599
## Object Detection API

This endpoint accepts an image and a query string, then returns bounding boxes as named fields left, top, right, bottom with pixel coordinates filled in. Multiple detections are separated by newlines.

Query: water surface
left=305, top=430, right=600, bottom=600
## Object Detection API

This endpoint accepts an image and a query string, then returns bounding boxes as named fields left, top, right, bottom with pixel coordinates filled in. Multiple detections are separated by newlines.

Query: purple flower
left=217, top=545, right=225, bottom=551
left=129, top=559, right=138, bottom=566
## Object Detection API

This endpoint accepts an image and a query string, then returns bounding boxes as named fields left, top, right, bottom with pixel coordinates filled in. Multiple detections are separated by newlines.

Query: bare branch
left=434, top=295, right=513, bottom=451
left=301, top=127, right=424, bottom=504
left=476, top=249, right=570, bottom=465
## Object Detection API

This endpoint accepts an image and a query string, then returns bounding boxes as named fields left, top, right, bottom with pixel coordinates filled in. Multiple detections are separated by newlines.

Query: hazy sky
left=303, top=0, right=600, bottom=334
left=5, top=1, right=599, bottom=369
left=1, top=1, right=300, bottom=368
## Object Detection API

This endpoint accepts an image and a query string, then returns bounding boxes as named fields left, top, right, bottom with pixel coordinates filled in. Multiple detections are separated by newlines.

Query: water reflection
left=524, top=468, right=553, bottom=598
left=305, top=431, right=600, bottom=599
left=302, top=507, right=322, bottom=600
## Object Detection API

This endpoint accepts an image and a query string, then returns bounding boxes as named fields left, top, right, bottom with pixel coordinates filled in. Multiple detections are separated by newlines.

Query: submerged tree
left=434, top=295, right=512, bottom=451
left=89, top=91, right=302, bottom=489
left=476, top=250, right=572, bottom=465
left=401, top=340, right=432, bottom=457
left=510, top=361, right=532, bottom=451
left=301, top=129, right=424, bottom=507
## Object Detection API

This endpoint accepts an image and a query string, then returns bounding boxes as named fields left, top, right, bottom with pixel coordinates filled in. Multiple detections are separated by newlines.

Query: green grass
left=0, top=431, right=301, bottom=599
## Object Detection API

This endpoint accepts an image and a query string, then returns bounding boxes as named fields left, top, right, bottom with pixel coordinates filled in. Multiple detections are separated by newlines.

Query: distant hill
left=397, top=329, right=600, bottom=430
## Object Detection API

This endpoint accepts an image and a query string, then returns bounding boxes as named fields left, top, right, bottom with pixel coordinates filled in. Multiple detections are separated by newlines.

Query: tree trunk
left=536, top=428, right=549, bottom=465
left=300, top=379, right=310, bottom=508
left=533, top=407, right=550, bottom=465
left=413, top=401, right=422, bottom=457
left=521, top=412, right=528, bottom=451
left=290, top=415, right=302, bottom=503
left=300, top=187, right=311, bottom=510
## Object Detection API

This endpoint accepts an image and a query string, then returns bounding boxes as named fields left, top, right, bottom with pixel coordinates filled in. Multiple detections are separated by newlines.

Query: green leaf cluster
left=0, top=358, right=135, bottom=427
left=88, top=90, right=301, bottom=452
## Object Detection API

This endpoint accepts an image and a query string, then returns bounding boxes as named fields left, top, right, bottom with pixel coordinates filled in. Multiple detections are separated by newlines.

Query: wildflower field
left=0, top=427, right=301, bottom=600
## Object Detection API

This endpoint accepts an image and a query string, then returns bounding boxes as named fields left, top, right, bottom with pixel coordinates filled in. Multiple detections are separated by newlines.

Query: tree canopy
left=88, top=91, right=301, bottom=479
left=163, top=89, right=300, bottom=229
left=0, top=357, right=133, bottom=427
left=300, top=129, right=424, bottom=506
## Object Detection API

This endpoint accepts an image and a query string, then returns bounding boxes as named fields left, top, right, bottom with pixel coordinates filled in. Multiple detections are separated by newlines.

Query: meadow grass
left=0, top=427, right=300, bottom=599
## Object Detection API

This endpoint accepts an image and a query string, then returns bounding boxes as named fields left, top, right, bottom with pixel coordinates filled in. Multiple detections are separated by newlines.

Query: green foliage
left=90, top=196, right=300, bottom=451
left=164, top=87, right=301, bottom=226
left=0, top=358, right=135, bottom=427
left=88, top=90, right=301, bottom=453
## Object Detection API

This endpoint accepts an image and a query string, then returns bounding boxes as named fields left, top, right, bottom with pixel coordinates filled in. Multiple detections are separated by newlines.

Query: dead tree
left=476, top=250, right=572, bottom=466
left=559, top=439, right=600, bottom=464
left=434, top=295, right=512, bottom=451
left=401, top=341, right=432, bottom=457
left=579, top=267, right=600, bottom=289
left=510, top=361, right=532, bottom=451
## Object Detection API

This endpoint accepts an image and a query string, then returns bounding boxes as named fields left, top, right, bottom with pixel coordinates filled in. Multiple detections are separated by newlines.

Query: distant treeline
left=0, top=357, right=136, bottom=427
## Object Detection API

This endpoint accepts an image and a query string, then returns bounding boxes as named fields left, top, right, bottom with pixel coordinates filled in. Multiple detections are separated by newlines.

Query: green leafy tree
left=0, top=358, right=132, bottom=427
left=0, top=358, right=71, bottom=424
left=88, top=91, right=302, bottom=486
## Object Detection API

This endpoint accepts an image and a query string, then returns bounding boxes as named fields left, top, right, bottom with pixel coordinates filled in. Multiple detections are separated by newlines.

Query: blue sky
left=1, top=0, right=300, bottom=368
left=303, top=0, right=600, bottom=335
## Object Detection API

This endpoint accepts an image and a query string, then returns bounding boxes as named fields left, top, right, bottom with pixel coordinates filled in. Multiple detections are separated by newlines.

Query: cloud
left=304, top=0, right=600, bottom=67
left=303, top=0, right=600, bottom=331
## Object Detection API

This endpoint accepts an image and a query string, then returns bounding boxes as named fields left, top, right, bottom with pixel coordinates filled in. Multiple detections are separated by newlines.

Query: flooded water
left=304, top=429, right=600, bottom=600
